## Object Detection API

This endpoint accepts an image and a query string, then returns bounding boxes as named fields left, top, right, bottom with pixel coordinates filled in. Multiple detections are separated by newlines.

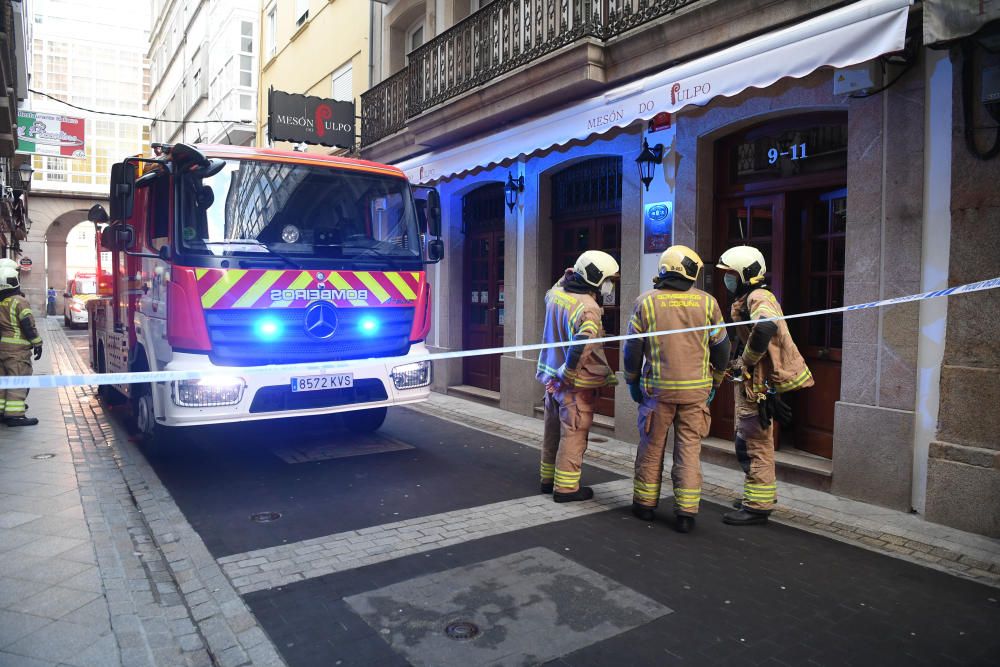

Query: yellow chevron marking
left=272, top=271, right=314, bottom=308
left=354, top=271, right=391, bottom=303
left=326, top=272, right=366, bottom=307
left=385, top=272, right=417, bottom=301
left=234, top=270, right=285, bottom=308
left=195, top=268, right=209, bottom=280
left=201, top=270, right=247, bottom=309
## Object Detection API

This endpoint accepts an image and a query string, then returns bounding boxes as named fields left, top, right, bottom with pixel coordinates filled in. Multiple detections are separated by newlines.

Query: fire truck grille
left=249, top=379, right=389, bottom=414
left=204, top=307, right=414, bottom=366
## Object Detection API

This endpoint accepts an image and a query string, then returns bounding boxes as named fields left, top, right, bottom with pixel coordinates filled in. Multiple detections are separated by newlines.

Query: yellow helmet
left=0, top=258, right=19, bottom=289
left=573, top=250, right=620, bottom=288
left=716, top=245, right=766, bottom=287
left=658, top=245, right=703, bottom=282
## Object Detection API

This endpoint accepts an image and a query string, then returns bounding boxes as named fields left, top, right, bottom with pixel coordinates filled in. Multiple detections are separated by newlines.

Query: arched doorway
left=550, top=157, right=622, bottom=418
left=461, top=182, right=505, bottom=392
left=709, top=112, right=848, bottom=459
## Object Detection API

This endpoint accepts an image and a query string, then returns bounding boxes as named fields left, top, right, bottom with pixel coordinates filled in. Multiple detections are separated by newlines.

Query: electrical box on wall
left=833, top=62, right=880, bottom=96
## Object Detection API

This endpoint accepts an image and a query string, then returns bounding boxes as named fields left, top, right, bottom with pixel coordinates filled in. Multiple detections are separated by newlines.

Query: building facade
left=0, top=0, right=33, bottom=260
left=18, top=0, right=149, bottom=310
left=148, top=0, right=258, bottom=146
left=360, top=0, right=1000, bottom=538
left=255, top=0, right=371, bottom=153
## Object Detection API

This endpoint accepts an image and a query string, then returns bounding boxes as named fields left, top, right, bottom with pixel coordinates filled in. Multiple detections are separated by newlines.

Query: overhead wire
left=27, top=88, right=254, bottom=125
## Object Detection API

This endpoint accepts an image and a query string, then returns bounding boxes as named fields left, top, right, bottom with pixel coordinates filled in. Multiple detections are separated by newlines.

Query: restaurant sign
left=16, top=111, right=86, bottom=159
left=268, top=89, right=355, bottom=149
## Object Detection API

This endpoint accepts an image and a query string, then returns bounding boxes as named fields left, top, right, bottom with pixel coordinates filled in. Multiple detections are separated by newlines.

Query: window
left=240, top=94, right=251, bottom=110
left=408, top=22, right=424, bottom=53
left=266, top=6, right=276, bottom=57
left=331, top=63, right=352, bottom=102
left=239, top=55, right=252, bottom=87
left=295, top=0, right=308, bottom=25
left=241, top=21, right=253, bottom=53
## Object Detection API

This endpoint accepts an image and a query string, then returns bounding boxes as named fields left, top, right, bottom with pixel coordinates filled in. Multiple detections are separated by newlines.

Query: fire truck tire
left=64, top=313, right=71, bottom=328
left=96, top=348, right=127, bottom=406
left=133, top=384, right=164, bottom=441
left=346, top=407, right=387, bottom=432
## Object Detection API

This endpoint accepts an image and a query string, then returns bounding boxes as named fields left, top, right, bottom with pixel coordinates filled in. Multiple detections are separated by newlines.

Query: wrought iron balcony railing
left=361, top=0, right=703, bottom=147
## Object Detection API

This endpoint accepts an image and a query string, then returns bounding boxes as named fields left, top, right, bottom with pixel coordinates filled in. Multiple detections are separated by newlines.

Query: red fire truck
left=86, top=143, right=442, bottom=438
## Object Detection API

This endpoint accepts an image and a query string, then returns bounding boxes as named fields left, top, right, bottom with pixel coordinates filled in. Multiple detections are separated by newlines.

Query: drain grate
left=250, top=511, right=282, bottom=523
left=444, top=621, right=480, bottom=641
left=32, top=453, right=56, bottom=460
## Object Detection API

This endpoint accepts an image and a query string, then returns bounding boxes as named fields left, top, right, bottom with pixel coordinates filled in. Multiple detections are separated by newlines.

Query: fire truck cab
left=87, top=143, right=443, bottom=438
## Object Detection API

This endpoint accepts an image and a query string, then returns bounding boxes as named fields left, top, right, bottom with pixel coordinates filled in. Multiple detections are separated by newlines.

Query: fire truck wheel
left=134, top=384, right=160, bottom=440
left=96, top=349, right=127, bottom=406
left=64, top=313, right=71, bottom=328
left=346, top=407, right=387, bottom=432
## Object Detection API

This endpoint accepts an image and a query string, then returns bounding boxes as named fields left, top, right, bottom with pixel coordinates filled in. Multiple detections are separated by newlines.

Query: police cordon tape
left=2, top=277, right=998, bottom=391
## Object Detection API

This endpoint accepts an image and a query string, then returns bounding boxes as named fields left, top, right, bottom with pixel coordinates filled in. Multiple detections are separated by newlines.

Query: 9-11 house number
left=767, top=143, right=808, bottom=164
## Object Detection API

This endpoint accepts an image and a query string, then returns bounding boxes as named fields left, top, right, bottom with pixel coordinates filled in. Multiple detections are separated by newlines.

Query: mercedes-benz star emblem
left=303, top=301, right=338, bottom=340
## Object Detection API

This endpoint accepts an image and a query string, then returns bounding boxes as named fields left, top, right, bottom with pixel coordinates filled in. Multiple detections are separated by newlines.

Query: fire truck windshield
left=179, top=159, right=423, bottom=267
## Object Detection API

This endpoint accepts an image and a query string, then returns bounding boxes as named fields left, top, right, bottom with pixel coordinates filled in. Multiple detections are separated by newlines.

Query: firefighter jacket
left=731, top=288, right=814, bottom=394
left=624, top=287, right=727, bottom=403
left=0, top=292, right=42, bottom=354
left=536, top=282, right=617, bottom=390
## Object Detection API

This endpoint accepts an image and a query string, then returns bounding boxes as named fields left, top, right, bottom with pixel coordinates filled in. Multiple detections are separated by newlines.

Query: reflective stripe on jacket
left=536, top=283, right=616, bottom=389
left=0, top=294, right=42, bottom=350
left=731, top=288, right=814, bottom=394
left=625, top=287, right=726, bottom=403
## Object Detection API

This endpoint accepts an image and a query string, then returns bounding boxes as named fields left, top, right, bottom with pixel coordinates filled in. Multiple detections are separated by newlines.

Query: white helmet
left=573, top=250, right=620, bottom=288
left=0, top=258, right=19, bottom=289
left=716, top=245, right=766, bottom=287
left=658, top=245, right=702, bottom=282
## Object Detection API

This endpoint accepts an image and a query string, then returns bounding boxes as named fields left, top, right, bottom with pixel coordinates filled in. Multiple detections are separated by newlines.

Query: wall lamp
left=504, top=171, right=524, bottom=212
left=635, top=139, right=664, bottom=191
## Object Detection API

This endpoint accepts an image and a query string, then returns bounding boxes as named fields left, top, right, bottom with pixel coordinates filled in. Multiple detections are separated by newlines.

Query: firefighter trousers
left=634, top=398, right=711, bottom=515
left=541, top=388, right=597, bottom=493
left=734, top=385, right=777, bottom=512
left=0, top=348, right=32, bottom=418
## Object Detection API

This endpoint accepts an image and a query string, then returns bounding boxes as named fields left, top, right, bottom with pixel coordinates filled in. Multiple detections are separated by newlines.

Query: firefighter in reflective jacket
left=536, top=250, right=619, bottom=503
left=0, top=259, right=42, bottom=427
left=717, top=246, right=813, bottom=526
left=624, top=246, right=731, bottom=533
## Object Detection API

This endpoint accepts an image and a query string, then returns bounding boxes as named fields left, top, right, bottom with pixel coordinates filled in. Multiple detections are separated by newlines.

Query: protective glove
left=757, top=394, right=773, bottom=430
left=628, top=382, right=643, bottom=404
left=771, top=392, right=793, bottom=427
left=707, top=386, right=717, bottom=405
left=32, top=344, right=42, bottom=361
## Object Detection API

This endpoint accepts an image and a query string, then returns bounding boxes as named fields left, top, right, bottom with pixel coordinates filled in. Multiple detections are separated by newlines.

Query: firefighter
left=624, top=246, right=730, bottom=533
left=536, top=250, right=619, bottom=502
left=716, top=246, right=813, bottom=526
left=0, top=259, right=42, bottom=427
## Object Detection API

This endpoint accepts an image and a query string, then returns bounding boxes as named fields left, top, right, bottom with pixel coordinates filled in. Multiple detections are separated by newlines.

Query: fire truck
left=86, top=143, right=443, bottom=438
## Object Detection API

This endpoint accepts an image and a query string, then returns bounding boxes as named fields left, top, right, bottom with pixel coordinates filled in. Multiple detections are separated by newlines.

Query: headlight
left=172, top=376, right=245, bottom=407
left=281, top=225, right=300, bottom=244
left=391, top=361, right=432, bottom=390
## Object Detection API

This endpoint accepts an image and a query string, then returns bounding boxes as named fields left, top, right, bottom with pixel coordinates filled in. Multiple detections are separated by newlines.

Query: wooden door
left=550, top=158, right=623, bottom=418
left=462, top=185, right=505, bottom=392
left=781, top=188, right=846, bottom=458
left=709, top=194, right=785, bottom=442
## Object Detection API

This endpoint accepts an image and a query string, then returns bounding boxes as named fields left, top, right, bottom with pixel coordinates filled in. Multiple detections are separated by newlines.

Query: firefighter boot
left=674, top=514, right=695, bottom=534
left=554, top=487, right=594, bottom=503
left=723, top=508, right=769, bottom=526
left=732, top=499, right=743, bottom=509
left=541, top=482, right=554, bottom=494
left=5, top=416, right=39, bottom=427
left=631, top=503, right=655, bottom=522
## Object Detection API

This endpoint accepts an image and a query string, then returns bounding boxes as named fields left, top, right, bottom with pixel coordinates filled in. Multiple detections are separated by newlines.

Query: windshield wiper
left=202, top=240, right=303, bottom=270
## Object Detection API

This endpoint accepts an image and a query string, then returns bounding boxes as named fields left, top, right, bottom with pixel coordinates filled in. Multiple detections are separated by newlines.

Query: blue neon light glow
left=359, top=316, right=380, bottom=335
left=254, top=318, right=283, bottom=341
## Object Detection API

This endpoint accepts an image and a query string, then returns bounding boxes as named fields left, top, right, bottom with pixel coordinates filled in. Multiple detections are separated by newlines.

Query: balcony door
left=550, top=158, right=622, bottom=418
left=462, top=184, right=505, bottom=392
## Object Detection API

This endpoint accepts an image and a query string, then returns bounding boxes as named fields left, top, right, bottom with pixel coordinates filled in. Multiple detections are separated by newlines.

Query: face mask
left=724, top=274, right=740, bottom=294
left=600, top=280, right=615, bottom=297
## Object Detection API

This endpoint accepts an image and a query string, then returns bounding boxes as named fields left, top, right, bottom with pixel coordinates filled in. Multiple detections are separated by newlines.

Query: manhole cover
left=32, top=453, right=56, bottom=460
left=590, top=436, right=608, bottom=443
left=444, top=621, right=480, bottom=641
left=250, top=511, right=282, bottom=523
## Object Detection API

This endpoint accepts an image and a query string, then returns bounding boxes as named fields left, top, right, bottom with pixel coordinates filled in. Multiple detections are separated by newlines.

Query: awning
left=924, top=0, right=1000, bottom=45
left=399, top=0, right=912, bottom=184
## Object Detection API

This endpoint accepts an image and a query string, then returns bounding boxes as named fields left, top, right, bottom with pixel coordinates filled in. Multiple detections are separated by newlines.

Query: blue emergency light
left=254, top=317, right=283, bottom=341
left=359, top=316, right=380, bottom=335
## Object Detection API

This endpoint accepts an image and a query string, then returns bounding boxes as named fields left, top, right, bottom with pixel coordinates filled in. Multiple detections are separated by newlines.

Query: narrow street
left=54, top=325, right=1000, bottom=667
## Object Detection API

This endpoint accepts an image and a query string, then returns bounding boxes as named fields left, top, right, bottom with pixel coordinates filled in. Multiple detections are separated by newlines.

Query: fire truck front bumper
left=152, top=345, right=433, bottom=427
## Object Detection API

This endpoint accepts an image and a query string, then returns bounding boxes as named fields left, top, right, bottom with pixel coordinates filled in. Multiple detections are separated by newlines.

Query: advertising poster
left=643, top=202, right=674, bottom=254
left=16, top=111, right=87, bottom=159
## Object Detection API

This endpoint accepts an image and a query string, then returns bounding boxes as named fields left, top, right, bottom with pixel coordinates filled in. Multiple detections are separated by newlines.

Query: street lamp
left=504, top=171, right=524, bottom=212
left=17, top=163, right=34, bottom=184
left=635, top=139, right=664, bottom=191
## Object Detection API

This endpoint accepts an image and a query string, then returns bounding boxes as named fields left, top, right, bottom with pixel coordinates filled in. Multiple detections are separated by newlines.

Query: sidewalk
left=1, top=320, right=286, bottom=667
left=412, top=392, right=1000, bottom=588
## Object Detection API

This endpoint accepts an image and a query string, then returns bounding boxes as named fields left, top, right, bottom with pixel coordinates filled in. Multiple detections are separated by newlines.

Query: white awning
left=399, top=0, right=912, bottom=184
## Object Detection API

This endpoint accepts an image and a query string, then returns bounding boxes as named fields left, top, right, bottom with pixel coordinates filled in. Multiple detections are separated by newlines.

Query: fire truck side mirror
left=109, top=162, right=137, bottom=222
left=427, top=238, right=445, bottom=263
left=426, top=190, right=442, bottom=237
left=100, top=223, right=135, bottom=252
left=87, top=204, right=109, bottom=224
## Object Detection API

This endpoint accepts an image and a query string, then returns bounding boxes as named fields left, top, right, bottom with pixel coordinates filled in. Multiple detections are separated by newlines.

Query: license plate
left=291, top=374, right=354, bottom=392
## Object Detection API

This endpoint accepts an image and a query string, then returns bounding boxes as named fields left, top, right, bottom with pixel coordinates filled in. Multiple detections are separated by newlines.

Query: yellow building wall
left=257, top=0, right=370, bottom=154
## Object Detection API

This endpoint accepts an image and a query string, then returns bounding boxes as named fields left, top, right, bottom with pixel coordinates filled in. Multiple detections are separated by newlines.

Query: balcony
left=361, top=0, right=705, bottom=149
